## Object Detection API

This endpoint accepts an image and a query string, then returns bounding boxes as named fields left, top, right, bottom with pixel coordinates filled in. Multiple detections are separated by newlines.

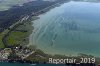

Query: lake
left=30, top=1, right=100, bottom=57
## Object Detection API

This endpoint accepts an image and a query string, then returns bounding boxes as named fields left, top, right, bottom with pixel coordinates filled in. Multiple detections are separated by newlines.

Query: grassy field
left=6, top=21, right=33, bottom=47
left=7, top=31, right=27, bottom=46
left=0, top=34, right=5, bottom=48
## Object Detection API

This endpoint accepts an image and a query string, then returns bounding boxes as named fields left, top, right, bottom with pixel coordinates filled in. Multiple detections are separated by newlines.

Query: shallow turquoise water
left=30, top=1, right=100, bottom=57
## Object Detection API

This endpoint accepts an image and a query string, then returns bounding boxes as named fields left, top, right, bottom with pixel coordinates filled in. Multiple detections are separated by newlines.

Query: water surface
left=30, top=1, right=100, bottom=57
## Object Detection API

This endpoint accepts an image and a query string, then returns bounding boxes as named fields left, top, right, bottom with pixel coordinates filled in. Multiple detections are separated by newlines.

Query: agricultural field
left=6, top=21, right=33, bottom=47
left=7, top=31, right=28, bottom=46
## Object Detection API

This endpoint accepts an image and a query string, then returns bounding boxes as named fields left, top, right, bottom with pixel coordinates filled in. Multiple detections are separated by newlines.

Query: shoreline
left=0, top=0, right=67, bottom=48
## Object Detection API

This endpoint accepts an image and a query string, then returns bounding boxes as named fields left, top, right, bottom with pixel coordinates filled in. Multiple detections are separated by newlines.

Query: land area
left=0, top=0, right=100, bottom=65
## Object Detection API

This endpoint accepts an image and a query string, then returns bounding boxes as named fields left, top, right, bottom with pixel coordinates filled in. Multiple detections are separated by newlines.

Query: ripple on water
left=30, top=1, right=100, bottom=57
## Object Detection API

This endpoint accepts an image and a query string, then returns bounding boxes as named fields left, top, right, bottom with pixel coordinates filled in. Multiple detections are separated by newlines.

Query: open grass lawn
left=7, top=31, right=28, bottom=47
